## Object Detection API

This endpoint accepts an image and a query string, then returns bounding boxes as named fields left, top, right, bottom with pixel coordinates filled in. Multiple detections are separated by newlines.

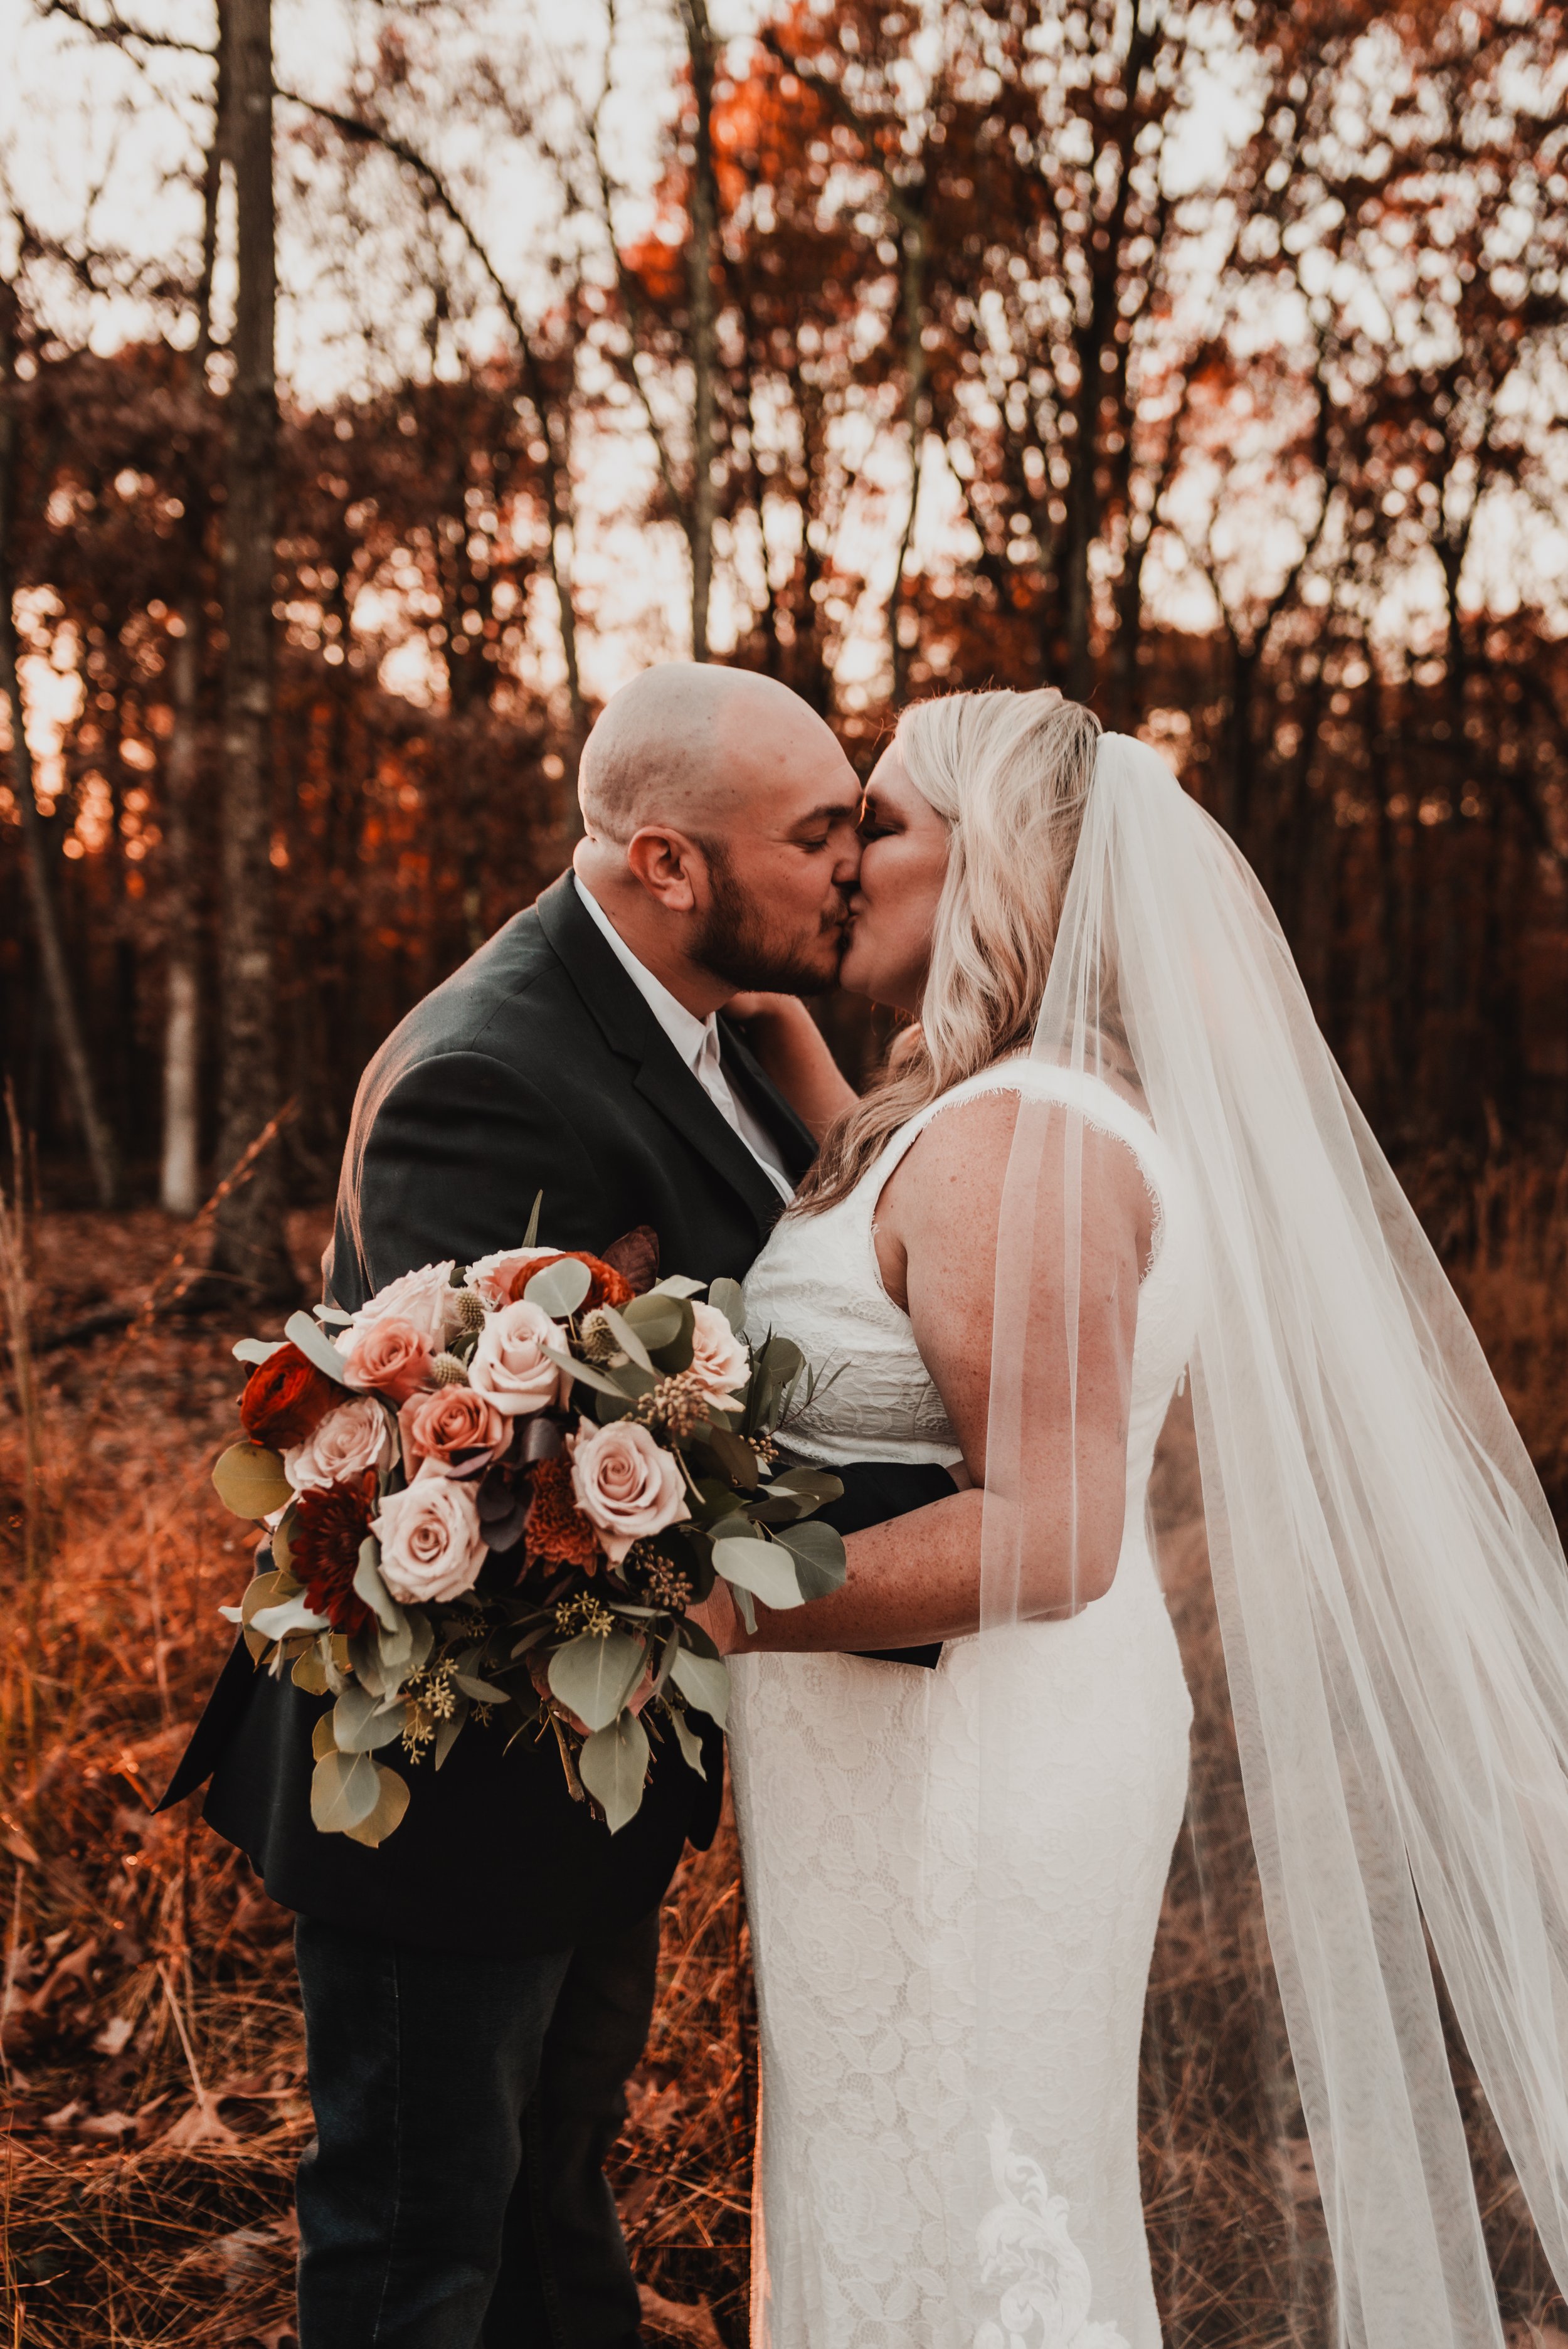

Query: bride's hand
left=719, top=994, right=858, bottom=1139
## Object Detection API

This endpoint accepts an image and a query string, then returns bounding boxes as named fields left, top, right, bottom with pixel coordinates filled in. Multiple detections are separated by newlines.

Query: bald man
left=164, top=664, right=959, bottom=2349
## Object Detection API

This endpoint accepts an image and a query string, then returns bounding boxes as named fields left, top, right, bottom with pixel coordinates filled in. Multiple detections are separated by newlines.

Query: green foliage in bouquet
left=211, top=1212, right=845, bottom=1843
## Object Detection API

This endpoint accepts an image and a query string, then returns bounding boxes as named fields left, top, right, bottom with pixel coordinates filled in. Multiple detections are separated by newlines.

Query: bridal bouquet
left=211, top=1209, right=844, bottom=1847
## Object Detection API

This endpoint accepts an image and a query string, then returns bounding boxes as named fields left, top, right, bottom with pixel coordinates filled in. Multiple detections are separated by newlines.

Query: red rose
left=291, top=1472, right=376, bottom=1635
left=240, top=1343, right=341, bottom=1450
left=500, top=1251, right=635, bottom=1313
left=525, top=1455, right=600, bottom=1569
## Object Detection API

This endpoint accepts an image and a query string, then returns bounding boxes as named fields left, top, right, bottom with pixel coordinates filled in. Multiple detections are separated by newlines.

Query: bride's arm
left=704, top=1092, right=1150, bottom=1654
left=722, top=995, right=858, bottom=1138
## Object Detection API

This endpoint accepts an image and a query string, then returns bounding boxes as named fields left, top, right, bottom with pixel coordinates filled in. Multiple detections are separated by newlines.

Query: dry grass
left=1, top=1151, right=1567, bottom=2346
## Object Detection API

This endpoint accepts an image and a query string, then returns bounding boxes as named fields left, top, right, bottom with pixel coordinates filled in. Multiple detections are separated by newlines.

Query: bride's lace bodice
left=729, top=1062, right=1201, bottom=2349
left=743, top=1058, right=1200, bottom=1497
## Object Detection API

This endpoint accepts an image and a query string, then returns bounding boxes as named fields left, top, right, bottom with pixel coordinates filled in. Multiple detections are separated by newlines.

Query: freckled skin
left=703, top=750, right=1152, bottom=1655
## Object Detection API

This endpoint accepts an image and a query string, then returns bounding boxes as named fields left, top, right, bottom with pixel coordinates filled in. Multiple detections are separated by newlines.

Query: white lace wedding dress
left=728, top=1061, right=1201, bottom=2349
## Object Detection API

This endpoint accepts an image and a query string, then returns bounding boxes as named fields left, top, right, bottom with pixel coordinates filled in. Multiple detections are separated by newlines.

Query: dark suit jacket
left=162, top=874, right=948, bottom=1956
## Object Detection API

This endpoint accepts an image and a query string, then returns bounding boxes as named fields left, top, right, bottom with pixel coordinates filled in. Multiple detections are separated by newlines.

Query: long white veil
left=975, top=728, right=1568, bottom=2343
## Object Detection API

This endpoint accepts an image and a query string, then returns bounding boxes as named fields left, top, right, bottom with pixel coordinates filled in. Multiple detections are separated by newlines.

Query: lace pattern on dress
left=974, top=2120, right=1131, bottom=2349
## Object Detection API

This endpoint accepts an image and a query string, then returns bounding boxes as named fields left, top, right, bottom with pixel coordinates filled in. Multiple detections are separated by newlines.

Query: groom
left=163, top=662, right=953, bottom=2349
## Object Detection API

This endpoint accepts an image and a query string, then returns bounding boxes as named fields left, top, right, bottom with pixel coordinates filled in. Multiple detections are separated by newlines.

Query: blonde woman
left=707, top=690, right=1195, bottom=2348
left=710, top=689, right=1568, bottom=2349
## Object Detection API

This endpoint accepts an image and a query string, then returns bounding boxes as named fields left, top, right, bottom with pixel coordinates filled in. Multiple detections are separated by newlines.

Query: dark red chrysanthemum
left=240, top=1342, right=341, bottom=1450
left=525, top=1456, right=600, bottom=1569
left=291, top=1471, right=376, bottom=1635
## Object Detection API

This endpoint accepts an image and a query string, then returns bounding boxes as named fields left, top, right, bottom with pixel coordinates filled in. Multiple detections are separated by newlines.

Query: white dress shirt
left=573, top=876, right=795, bottom=1202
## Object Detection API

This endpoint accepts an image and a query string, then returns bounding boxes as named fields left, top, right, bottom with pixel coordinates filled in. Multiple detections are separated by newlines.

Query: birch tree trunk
left=0, top=287, right=118, bottom=1207
left=209, top=0, right=295, bottom=1298
left=161, top=56, right=223, bottom=1218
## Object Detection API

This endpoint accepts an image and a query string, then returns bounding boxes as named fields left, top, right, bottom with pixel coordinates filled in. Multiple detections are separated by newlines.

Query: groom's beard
left=692, top=839, right=847, bottom=996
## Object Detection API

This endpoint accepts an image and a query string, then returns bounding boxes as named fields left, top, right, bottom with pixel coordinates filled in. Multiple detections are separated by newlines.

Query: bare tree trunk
left=210, top=0, right=294, bottom=1298
left=161, top=60, right=223, bottom=1218
left=0, top=287, right=118, bottom=1207
left=889, top=201, right=927, bottom=706
left=160, top=614, right=203, bottom=1214
left=679, top=0, right=718, bottom=664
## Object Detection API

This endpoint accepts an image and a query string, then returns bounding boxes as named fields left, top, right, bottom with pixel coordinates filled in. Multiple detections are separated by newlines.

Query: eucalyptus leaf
left=240, top=1570, right=285, bottom=1628
left=433, top=1700, right=471, bottom=1770
left=525, top=1258, right=592, bottom=1317
left=522, top=1189, right=543, bottom=1248
left=548, top=1630, right=648, bottom=1732
left=653, top=1621, right=682, bottom=1697
left=729, top=1582, right=757, bottom=1636
left=232, top=1337, right=285, bottom=1365
left=620, top=1291, right=684, bottom=1351
left=669, top=1645, right=731, bottom=1730
left=451, top=1671, right=511, bottom=1704
left=314, top=1305, right=353, bottom=1328
left=697, top=1426, right=760, bottom=1490
left=284, top=1309, right=354, bottom=1386
left=251, top=1592, right=332, bottom=1641
left=665, top=1702, right=707, bottom=1781
left=310, top=1748, right=382, bottom=1833
left=352, top=1538, right=406, bottom=1638
left=650, top=1275, right=704, bottom=1299
left=772, top=1517, right=849, bottom=1600
left=578, top=1711, right=652, bottom=1834
left=311, top=1711, right=338, bottom=1763
left=292, top=1645, right=331, bottom=1696
left=332, top=1685, right=410, bottom=1754
left=543, top=1345, right=628, bottom=1401
left=708, top=1276, right=746, bottom=1336
left=213, top=1441, right=293, bottom=1522
left=342, top=1763, right=411, bottom=1848
left=714, top=1535, right=805, bottom=1611
left=765, top=1467, right=845, bottom=1510
left=597, top=1305, right=654, bottom=1372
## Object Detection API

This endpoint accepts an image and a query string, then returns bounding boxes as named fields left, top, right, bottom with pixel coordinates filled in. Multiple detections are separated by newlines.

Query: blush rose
left=336, top=1313, right=435, bottom=1404
left=284, top=1394, right=396, bottom=1493
left=687, top=1302, right=749, bottom=1411
left=346, top=1260, right=458, bottom=1354
left=373, top=1464, right=487, bottom=1605
left=469, top=1299, right=566, bottom=1417
left=399, top=1384, right=509, bottom=1473
left=464, top=1246, right=555, bottom=1312
left=569, top=1420, right=690, bottom=1565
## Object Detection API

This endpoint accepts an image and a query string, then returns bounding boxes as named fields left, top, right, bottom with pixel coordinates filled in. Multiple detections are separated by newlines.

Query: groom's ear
left=625, top=824, right=708, bottom=915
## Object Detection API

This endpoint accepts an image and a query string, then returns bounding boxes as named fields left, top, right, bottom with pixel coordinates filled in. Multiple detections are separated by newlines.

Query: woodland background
left=1, top=0, right=1567, bottom=2343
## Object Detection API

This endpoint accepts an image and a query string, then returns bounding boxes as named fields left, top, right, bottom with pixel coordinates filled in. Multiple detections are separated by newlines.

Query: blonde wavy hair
left=792, top=687, right=1102, bottom=1215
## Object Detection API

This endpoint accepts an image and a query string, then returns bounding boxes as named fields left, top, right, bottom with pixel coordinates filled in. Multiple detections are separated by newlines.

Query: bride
left=704, top=688, right=1568, bottom=2349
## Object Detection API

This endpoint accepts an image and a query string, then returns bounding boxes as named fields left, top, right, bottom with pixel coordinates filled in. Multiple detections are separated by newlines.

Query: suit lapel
left=534, top=873, right=797, bottom=1236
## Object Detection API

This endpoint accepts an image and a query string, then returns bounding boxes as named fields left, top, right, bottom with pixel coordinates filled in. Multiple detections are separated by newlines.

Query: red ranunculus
left=239, top=1343, right=341, bottom=1450
left=291, top=1471, right=376, bottom=1635
left=501, top=1252, right=635, bottom=1313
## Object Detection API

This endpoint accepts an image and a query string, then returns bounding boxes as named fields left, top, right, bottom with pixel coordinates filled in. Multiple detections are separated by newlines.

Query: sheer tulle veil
left=975, top=727, right=1568, bottom=2342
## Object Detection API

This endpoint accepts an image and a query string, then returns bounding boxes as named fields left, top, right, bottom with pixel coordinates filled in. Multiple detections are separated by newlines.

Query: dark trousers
left=293, top=1909, right=658, bottom=2348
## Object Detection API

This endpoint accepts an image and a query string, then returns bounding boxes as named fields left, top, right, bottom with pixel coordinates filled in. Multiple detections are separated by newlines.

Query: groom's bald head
left=578, top=662, right=840, bottom=845
left=573, top=663, right=862, bottom=1014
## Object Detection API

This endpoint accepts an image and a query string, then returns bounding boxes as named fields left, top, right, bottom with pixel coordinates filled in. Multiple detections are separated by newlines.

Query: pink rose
left=465, top=1246, right=555, bottom=1312
left=569, top=1419, right=689, bottom=1564
left=372, top=1463, right=487, bottom=1605
left=399, top=1384, right=509, bottom=1473
left=285, top=1395, right=396, bottom=1493
left=337, top=1314, right=435, bottom=1404
left=469, top=1299, right=566, bottom=1418
left=347, top=1261, right=458, bottom=1353
left=687, top=1301, right=748, bottom=1411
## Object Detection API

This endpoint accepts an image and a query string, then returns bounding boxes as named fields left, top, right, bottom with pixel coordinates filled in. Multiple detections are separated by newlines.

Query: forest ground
left=2, top=1169, right=1567, bottom=2347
